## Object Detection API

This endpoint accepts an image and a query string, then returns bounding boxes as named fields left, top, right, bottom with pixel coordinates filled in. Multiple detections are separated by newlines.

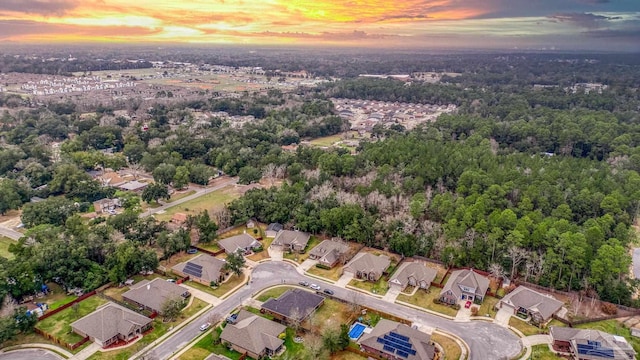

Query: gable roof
left=550, top=326, right=636, bottom=360
left=500, top=286, right=563, bottom=321
left=345, top=253, right=391, bottom=275
left=220, top=309, right=285, bottom=355
left=389, top=262, right=438, bottom=288
left=359, top=319, right=435, bottom=360
left=308, top=240, right=349, bottom=264
left=272, top=230, right=310, bottom=250
left=440, top=269, right=489, bottom=299
left=122, top=278, right=188, bottom=312
left=172, top=254, right=225, bottom=284
left=71, top=302, right=152, bottom=343
left=266, top=223, right=283, bottom=232
left=218, top=233, right=260, bottom=254
left=261, top=289, right=324, bottom=321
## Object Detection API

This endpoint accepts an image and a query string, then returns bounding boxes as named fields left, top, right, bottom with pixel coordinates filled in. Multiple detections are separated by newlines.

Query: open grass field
left=348, top=277, right=389, bottom=296
left=36, top=296, right=108, bottom=344
left=509, top=317, right=545, bottom=336
left=0, top=236, right=15, bottom=259
left=530, top=345, right=563, bottom=359
left=306, top=264, right=343, bottom=281
left=256, top=286, right=295, bottom=302
left=432, top=333, right=462, bottom=360
left=153, top=185, right=239, bottom=222
left=396, top=287, right=458, bottom=317
left=309, top=134, right=345, bottom=147
left=283, top=236, right=321, bottom=263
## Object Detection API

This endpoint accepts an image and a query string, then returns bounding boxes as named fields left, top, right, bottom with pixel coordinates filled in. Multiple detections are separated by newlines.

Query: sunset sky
left=0, top=0, right=638, bottom=51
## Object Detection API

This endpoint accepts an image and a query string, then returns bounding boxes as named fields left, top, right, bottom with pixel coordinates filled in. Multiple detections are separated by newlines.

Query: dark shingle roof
left=71, top=302, right=152, bottom=344
left=500, top=287, right=563, bottom=321
left=359, top=319, right=435, bottom=360
left=122, top=278, right=187, bottom=312
left=261, top=289, right=324, bottom=321
left=220, top=309, right=285, bottom=356
left=389, top=262, right=438, bottom=288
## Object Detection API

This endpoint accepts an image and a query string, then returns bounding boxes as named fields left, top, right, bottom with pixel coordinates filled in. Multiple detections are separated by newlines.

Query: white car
left=199, top=322, right=211, bottom=331
left=309, top=284, right=321, bottom=291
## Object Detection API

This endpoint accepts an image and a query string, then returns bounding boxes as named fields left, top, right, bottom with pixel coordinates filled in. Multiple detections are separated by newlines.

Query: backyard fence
left=34, top=327, right=89, bottom=351
left=37, top=290, right=97, bottom=321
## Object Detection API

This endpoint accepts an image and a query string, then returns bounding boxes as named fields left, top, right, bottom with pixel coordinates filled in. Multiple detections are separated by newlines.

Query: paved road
left=144, top=262, right=521, bottom=360
left=0, top=349, right=63, bottom=360
left=140, top=177, right=238, bottom=218
left=0, top=226, right=22, bottom=240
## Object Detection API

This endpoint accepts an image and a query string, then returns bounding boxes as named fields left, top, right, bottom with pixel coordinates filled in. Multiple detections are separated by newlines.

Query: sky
left=0, top=0, right=639, bottom=51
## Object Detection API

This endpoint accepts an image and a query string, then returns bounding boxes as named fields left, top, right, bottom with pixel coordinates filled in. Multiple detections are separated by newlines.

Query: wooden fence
left=37, top=290, right=97, bottom=321
left=193, top=245, right=225, bottom=257
left=34, top=326, right=90, bottom=351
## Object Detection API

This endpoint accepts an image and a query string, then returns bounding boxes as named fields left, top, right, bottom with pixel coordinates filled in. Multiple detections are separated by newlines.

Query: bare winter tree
left=488, top=263, right=506, bottom=281
left=262, top=163, right=277, bottom=185
left=275, top=164, right=287, bottom=179
left=506, top=246, right=528, bottom=280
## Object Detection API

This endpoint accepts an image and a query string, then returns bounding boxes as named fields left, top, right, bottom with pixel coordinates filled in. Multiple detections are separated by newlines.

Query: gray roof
left=118, top=180, right=148, bottom=191
left=205, top=355, right=231, bottom=360
left=261, top=289, right=324, bottom=321
left=122, top=278, right=188, bottom=312
left=172, top=254, right=225, bottom=284
left=272, top=230, right=310, bottom=250
left=345, top=253, right=391, bottom=275
left=550, top=326, right=636, bottom=360
left=71, top=302, right=152, bottom=343
left=220, top=309, right=285, bottom=356
left=389, top=262, right=438, bottom=288
left=500, top=286, right=563, bottom=321
left=308, top=240, right=349, bottom=264
left=267, top=223, right=283, bottom=232
left=218, top=233, right=260, bottom=254
left=358, top=319, right=435, bottom=360
left=440, top=269, right=490, bottom=299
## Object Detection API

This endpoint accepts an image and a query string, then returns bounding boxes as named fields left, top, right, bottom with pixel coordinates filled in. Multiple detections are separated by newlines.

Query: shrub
left=470, top=307, right=479, bottom=316
left=315, top=263, right=332, bottom=270
left=254, top=246, right=264, bottom=253
left=601, top=302, right=618, bottom=315
left=452, top=304, right=461, bottom=310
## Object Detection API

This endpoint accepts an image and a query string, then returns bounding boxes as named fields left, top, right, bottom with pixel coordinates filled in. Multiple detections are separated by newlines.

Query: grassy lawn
left=432, top=333, right=462, bottom=360
left=256, top=286, right=295, bottom=302
left=283, top=236, right=321, bottom=263
left=396, top=287, right=458, bottom=317
left=280, top=327, right=305, bottom=358
left=195, top=242, right=222, bottom=253
left=348, top=277, right=389, bottom=296
left=245, top=306, right=275, bottom=321
left=509, top=317, right=544, bottom=336
left=0, top=332, right=84, bottom=355
left=180, top=329, right=244, bottom=360
left=103, top=286, right=130, bottom=302
left=247, top=237, right=272, bottom=262
left=309, top=134, right=344, bottom=147
left=153, top=186, right=239, bottom=222
left=530, top=345, right=563, bottom=359
left=307, top=264, right=343, bottom=281
left=306, top=298, right=353, bottom=332
left=48, top=295, right=77, bottom=311
left=186, top=273, right=246, bottom=298
left=476, top=296, right=499, bottom=318
left=575, top=320, right=640, bottom=353
left=0, top=236, right=15, bottom=259
left=330, top=351, right=367, bottom=360
left=160, top=251, right=200, bottom=269
left=168, top=190, right=196, bottom=203
left=36, top=296, right=108, bottom=344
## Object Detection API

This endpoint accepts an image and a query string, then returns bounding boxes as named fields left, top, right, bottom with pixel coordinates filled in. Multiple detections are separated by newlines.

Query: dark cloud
left=549, top=12, right=620, bottom=28
left=0, top=0, right=79, bottom=16
left=574, top=0, right=610, bottom=4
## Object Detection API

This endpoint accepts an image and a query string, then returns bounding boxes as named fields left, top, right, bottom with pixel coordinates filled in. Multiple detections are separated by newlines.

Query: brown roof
left=389, top=262, right=438, bottom=288
left=272, top=230, right=310, bottom=251
left=440, top=269, right=489, bottom=299
left=358, top=319, right=435, bottom=360
left=220, top=309, right=285, bottom=356
left=261, top=289, right=324, bottom=321
left=218, top=233, right=260, bottom=254
left=172, top=254, right=225, bottom=284
left=172, top=213, right=188, bottom=223
left=122, top=278, right=188, bottom=313
left=500, top=287, right=563, bottom=321
left=345, top=253, right=391, bottom=276
left=71, top=302, right=152, bottom=344
left=308, top=240, right=349, bottom=264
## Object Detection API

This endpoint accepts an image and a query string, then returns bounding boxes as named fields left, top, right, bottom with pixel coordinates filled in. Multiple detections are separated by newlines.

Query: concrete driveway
left=334, top=272, right=353, bottom=287
left=495, top=307, right=512, bottom=326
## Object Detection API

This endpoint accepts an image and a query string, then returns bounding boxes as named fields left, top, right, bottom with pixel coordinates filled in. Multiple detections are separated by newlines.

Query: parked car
left=298, top=281, right=309, bottom=287
left=199, top=322, right=211, bottom=331
left=166, top=279, right=176, bottom=283
left=309, top=284, right=321, bottom=291
left=323, top=289, right=334, bottom=295
left=464, top=300, right=472, bottom=309
left=187, top=248, right=198, bottom=254
left=226, top=313, right=238, bottom=324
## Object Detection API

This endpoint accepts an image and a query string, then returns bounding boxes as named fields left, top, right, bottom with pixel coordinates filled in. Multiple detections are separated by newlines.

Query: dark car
left=187, top=248, right=198, bottom=254
left=323, top=289, right=334, bottom=295
left=299, top=281, right=309, bottom=287
left=226, top=313, right=239, bottom=324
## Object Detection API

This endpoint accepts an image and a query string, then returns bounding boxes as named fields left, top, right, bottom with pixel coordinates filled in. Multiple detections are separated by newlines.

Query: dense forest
left=0, top=49, right=639, bottom=328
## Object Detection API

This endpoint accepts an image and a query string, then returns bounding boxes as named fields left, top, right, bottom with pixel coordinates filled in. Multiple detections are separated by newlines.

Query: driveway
left=334, top=272, right=353, bottom=287
left=179, top=283, right=222, bottom=306
left=144, top=262, right=522, bottom=360
left=382, top=286, right=401, bottom=303
left=300, top=258, right=317, bottom=272
left=521, top=334, right=551, bottom=346
left=267, top=246, right=283, bottom=261
left=495, top=307, right=512, bottom=327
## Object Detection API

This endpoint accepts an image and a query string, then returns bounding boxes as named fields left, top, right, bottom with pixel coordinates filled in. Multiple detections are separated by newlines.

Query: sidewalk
left=70, top=343, right=100, bottom=360
left=180, top=283, right=222, bottom=306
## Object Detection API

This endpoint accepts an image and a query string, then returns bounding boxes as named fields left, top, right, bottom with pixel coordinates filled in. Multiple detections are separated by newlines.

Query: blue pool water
left=349, top=322, right=366, bottom=340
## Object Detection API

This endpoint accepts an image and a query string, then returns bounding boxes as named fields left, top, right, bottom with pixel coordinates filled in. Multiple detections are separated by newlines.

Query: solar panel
left=184, top=262, right=202, bottom=271
left=382, top=334, right=415, bottom=354
left=383, top=345, right=395, bottom=353
left=183, top=268, right=202, bottom=277
left=576, top=343, right=615, bottom=359
left=389, top=332, right=410, bottom=342
left=397, top=350, right=409, bottom=358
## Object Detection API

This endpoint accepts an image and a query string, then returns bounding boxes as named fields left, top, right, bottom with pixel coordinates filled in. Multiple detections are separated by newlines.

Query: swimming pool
left=349, top=322, right=366, bottom=341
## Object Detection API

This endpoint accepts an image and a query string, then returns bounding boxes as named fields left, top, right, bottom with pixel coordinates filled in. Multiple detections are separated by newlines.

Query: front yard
left=396, top=287, right=458, bottom=317
left=186, top=273, right=247, bottom=298
left=306, top=264, right=343, bottom=281
left=36, top=296, right=108, bottom=344
left=476, top=296, right=499, bottom=318
left=432, top=333, right=462, bottom=360
left=283, top=236, right=321, bottom=264
left=530, top=345, right=563, bottom=359
left=305, top=298, right=355, bottom=332
left=256, top=286, right=294, bottom=302
left=508, top=317, right=545, bottom=336
left=348, top=277, right=389, bottom=296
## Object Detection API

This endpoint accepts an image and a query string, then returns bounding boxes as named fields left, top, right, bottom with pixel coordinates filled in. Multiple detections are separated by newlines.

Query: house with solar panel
left=358, top=319, right=436, bottom=360
left=172, top=254, right=227, bottom=286
left=550, top=326, right=636, bottom=360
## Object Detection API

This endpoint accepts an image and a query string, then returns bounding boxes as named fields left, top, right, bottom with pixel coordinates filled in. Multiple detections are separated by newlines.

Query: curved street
left=144, top=261, right=522, bottom=360
left=0, top=349, right=64, bottom=360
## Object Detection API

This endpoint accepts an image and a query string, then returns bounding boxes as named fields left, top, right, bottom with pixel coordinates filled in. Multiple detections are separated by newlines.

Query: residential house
left=389, top=262, right=438, bottom=291
left=498, top=286, right=564, bottom=324
left=308, top=240, right=350, bottom=268
left=71, top=303, right=152, bottom=348
left=261, top=289, right=324, bottom=324
left=344, top=253, right=391, bottom=282
left=93, top=198, right=120, bottom=214
left=272, top=230, right=311, bottom=253
left=439, top=269, right=489, bottom=304
left=218, top=233, right=261, bottom=255
left=172, top=254, right=226, bottom=286
left=117, top=180, right=149, bottom=192
left=122, top=278, right=190, bottom=314
left=220, top=309, right=286, bottom=359
left=550, top=326, right=636, bottom=360
left=205, top=355, right=231, bottom=360
left=358, top=319, right=436, bottom=360
left=98, top=171, right=127, bottom=187
left=265, top=223, right=283, bottom=238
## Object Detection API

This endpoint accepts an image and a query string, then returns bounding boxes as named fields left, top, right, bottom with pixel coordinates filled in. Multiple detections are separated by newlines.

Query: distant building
left=265, top=223, right=283, bottom=238
left=218, top=234, right=261, bottom=255
left=272, top=230, right=310, bottom=253
left=308, top=240, right=350, bottom=268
